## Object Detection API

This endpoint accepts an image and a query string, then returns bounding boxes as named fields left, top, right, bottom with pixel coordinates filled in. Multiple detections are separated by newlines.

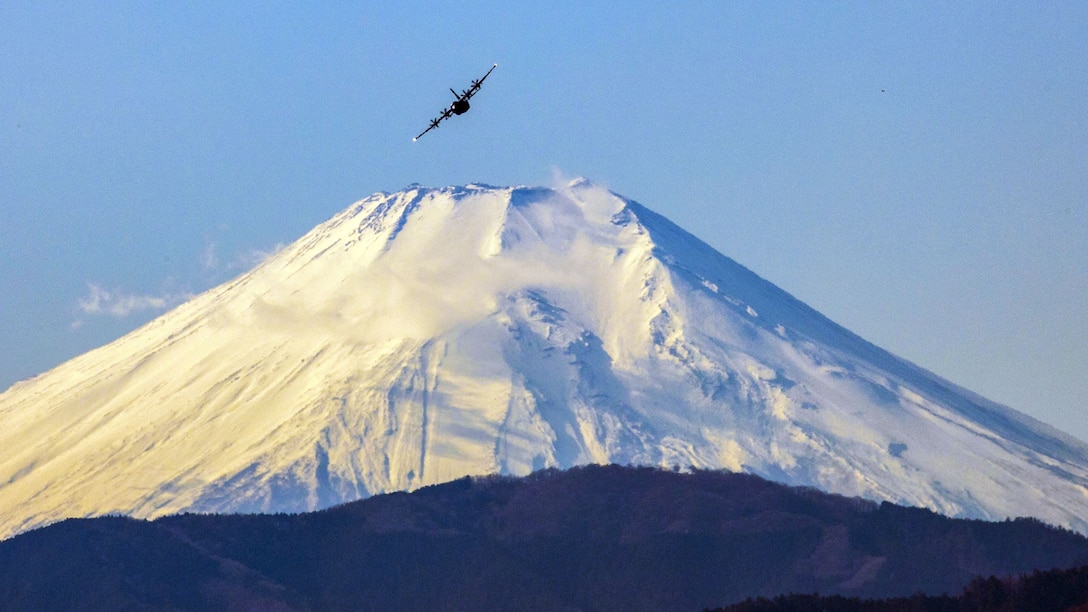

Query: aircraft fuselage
left=414, top=64, right=496, bottom=141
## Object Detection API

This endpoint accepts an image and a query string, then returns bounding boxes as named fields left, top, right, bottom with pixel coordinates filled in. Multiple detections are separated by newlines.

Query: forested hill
left=3, top=465, right=1088, bottom=611
left=712, top=564, right=1088, bottom=611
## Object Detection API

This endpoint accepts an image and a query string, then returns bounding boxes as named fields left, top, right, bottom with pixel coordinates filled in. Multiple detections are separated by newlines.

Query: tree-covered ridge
left=3, top=465, right=1087, bottom=611
left=711, top=564, right=1088, bottom=611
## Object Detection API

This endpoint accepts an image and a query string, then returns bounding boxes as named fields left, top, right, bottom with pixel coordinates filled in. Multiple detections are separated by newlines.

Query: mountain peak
left=2, top=181, right=1088, bottom=539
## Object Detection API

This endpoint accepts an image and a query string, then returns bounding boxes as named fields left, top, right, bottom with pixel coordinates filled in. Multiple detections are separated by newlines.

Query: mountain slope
left=2, top=179, right=1087, bottom=539
left=3, top=466, right=1088, bottom=611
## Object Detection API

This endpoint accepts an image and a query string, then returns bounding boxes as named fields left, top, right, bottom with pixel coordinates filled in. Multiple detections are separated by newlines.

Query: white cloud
left=73, top=241, right=282, bottom=324
left=232, top=243, right=285, bottom=271
left=201, top=241, right=219, bottom=271
left=77, top=283, right=188, bottom=318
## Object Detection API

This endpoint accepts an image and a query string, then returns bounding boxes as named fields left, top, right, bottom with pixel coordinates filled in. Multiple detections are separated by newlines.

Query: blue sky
left=2, top=2, right=1086, bottom=441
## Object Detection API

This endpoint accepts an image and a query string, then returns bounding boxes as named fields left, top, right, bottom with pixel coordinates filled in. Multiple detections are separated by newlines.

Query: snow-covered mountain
left=2, top=179, right=1087, bottom=540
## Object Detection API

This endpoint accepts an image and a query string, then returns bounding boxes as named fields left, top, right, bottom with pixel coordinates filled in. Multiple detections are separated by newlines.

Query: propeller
left=414, top=63, right=497, bottom=141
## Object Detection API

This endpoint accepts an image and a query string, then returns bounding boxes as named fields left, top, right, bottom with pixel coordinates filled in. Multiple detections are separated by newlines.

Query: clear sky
left=2, top=2, right=1086, bottom=441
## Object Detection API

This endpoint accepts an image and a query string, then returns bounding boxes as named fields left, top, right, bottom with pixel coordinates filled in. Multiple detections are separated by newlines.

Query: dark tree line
left=3, top=465, right=1088, bottom=611
left=710, top=564, right=1088, bottom=611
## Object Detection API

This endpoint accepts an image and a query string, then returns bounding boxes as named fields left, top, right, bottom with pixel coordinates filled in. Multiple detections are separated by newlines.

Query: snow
left=2, top=179, right=1088, bottom=539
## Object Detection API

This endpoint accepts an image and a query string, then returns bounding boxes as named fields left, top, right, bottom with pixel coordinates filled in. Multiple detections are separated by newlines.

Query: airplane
left=413, top=63, right=497, bottom=141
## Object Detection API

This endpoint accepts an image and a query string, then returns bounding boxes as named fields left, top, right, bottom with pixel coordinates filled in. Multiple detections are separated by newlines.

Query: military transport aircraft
left=413, top=63, right=497, bottom=141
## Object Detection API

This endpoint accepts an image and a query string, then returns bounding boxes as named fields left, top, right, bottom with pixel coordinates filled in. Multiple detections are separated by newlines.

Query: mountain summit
left=2, top=180, right=1087, bottom=538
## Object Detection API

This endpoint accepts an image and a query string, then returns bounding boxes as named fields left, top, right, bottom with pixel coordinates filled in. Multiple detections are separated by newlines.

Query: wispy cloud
left=200, top=240, right=284, bottom=274
left=73, top=241, right=283, bottom=327
left=76, top=283, right=189, bottom=318
left=234, top=243, right=285, bottom=270
left=201, top=240, right=219, bottom=271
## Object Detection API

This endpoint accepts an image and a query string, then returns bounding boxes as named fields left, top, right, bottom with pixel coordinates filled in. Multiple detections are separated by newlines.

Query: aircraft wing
left=463, top=63, right=497, bottom=101
left=413, top=108, right=454, bottom=141
left=413, top=64, right=496, bottom=141
left=413, top=123, right=436, bottom=142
